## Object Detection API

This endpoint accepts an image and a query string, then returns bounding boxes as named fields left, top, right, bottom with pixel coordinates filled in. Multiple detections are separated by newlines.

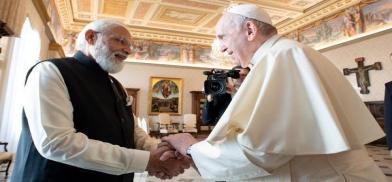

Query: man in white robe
left=161, top=3, right=387, bottom=182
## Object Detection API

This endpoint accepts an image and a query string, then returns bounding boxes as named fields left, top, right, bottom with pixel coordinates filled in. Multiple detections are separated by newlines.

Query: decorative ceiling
left=51, top=0, right=362, bottom=46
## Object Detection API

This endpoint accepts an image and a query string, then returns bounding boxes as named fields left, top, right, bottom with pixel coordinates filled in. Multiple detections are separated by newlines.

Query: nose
left=123, top=46, right=131, bottom=55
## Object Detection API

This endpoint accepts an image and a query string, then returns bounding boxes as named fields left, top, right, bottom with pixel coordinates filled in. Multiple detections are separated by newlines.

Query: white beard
left=89, top=41, right=125, bottom=73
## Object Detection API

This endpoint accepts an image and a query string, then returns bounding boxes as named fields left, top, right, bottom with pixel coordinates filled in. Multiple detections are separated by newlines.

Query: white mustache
left=112, top=51, right=128, bottom=57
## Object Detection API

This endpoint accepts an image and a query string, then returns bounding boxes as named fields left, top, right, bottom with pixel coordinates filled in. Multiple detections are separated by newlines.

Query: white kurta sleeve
left=24, top=62, right=150, bottom=175
left=190, top=133, right=293, bottom=181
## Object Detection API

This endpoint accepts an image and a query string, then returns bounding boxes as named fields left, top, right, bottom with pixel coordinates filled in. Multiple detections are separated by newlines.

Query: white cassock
left=190, top=35, right=387, bottom=181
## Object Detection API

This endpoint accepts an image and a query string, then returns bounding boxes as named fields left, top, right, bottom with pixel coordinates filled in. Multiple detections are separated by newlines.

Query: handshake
left=146, top=133, right=199, bottom=180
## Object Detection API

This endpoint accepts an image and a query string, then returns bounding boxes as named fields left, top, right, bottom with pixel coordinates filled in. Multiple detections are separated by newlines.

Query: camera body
left=203, top=69, right=240, bottom=96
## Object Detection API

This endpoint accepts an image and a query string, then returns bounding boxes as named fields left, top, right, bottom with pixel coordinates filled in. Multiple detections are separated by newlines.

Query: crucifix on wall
left=343, top=57, right=382, bottom=94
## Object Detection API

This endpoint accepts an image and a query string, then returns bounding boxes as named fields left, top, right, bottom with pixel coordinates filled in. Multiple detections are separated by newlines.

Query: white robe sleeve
left=190, top=133, right=293, bottom=181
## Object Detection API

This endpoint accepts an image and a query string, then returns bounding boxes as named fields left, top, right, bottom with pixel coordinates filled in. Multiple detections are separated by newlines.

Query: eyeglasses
left=94, top=31, right=133, bottom=49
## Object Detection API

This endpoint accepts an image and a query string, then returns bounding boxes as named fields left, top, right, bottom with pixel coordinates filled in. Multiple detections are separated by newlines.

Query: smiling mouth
left=114, top=53, right=127, bottom=60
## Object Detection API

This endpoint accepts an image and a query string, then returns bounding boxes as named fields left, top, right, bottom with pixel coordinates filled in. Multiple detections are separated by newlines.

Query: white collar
left=250, top=35, right=281, bottom=65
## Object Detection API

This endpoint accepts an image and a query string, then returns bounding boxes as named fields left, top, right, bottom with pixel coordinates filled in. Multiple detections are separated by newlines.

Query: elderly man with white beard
left=11, top=19, right=190, bottom=182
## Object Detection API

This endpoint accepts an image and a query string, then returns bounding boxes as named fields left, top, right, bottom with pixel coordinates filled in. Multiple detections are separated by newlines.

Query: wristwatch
left=186, top=145, right=193, bottom=157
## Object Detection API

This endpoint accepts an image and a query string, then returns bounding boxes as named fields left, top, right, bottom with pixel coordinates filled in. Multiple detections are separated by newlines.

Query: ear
left=245, top=21, right=258, bottom=41
left=85, top=29, right=97, bottom=45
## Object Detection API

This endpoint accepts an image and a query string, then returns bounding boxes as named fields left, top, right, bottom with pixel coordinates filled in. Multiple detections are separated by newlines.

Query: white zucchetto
left=226, top=4, right=272, bottom=25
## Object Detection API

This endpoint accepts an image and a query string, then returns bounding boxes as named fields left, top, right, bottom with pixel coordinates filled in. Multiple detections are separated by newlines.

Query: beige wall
left=321, top=30, right=392, bottom=102
left=113, top=62, right=209, bottom=123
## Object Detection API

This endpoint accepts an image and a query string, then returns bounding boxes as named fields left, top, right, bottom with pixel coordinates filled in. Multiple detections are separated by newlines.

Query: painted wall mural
left=287, top=0, right=392, bottom=50
left=129, top=39, right=234, bottom=69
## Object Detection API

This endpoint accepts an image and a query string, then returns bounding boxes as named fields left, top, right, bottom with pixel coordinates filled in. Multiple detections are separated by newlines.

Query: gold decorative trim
left=57, top=0, right=214, bottom=45
left=277, top=0, right=361, bottom=34
left=67, top=21, right=214, bottom=45
left=54, top=0, right=72, bottom=30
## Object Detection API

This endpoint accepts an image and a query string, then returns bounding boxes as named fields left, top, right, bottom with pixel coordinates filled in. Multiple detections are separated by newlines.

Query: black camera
left=203, top=69, right=240, bottom=95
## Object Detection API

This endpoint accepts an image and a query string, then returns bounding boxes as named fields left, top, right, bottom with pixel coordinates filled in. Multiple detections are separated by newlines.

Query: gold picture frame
left=148, top=77, right=183, bottom=115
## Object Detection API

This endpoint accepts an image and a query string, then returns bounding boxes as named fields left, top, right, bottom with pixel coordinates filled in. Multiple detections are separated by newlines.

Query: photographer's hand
left=226, top=78, right=235, bottom=94
left=206, top=94, right=213, bottom=102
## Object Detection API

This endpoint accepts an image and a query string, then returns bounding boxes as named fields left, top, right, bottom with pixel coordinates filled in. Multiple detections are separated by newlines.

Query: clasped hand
left=146, top=142, right=190, bottom=180
left=146, top=133, right=199, bottom=180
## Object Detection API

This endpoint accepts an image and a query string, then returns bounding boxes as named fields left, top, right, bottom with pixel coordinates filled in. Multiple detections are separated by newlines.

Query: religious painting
left=287, top=1, right=392, bottom=50
left=194, top=47, right=233, bottom=68
left=298, top=24, right=322, bottom=47
left=362, top=0, right=392, bottom=32
left=299, top=15, right=348, bottom=48
left=322, top=15, right=346, bottom=42
left=148, top=77, right=183, bottom=115
left=130, top=40, right=152, bottom=60
left=128, top=39, right=235, bottom=69
left=342, top=6, right=364, bottom=37
left=151, top=44, right=181, bottom=61
left=130, top=40, right=181, bottom=62
left=194, top=47, right=212, bottom=64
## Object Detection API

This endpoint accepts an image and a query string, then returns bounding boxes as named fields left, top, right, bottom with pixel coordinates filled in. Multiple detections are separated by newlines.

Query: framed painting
left=148, top=77, right=183, bottom=115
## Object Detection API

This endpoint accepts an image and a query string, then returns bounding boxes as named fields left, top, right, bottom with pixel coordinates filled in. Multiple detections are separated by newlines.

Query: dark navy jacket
left=11, top=51, right=135, bottom=182
left=385, top=81, right=392, bottom=149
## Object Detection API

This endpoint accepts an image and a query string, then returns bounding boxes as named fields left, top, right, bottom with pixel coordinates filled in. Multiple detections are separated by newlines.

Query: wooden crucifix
left=343, top=57, right=382, bottom=94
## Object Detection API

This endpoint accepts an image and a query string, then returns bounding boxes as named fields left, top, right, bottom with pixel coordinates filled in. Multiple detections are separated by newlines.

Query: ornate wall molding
left=54, top=0, right=72, bottom=30
left=67, top=23, right=214, bottom=46
left=55, top=0, right=214, bottom=45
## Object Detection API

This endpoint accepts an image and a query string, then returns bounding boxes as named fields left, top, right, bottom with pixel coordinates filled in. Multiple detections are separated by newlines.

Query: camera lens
left=210, top=82, right=222, bottom=92
left=205, top=80, right=225, bottom=95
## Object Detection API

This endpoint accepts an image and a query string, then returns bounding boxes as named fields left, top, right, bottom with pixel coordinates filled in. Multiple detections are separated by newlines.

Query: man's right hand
left=146, top=145, right=190, bottom=180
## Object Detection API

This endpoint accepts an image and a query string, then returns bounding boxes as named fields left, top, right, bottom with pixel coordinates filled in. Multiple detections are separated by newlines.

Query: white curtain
left=0, top=18, right=41, bottom=152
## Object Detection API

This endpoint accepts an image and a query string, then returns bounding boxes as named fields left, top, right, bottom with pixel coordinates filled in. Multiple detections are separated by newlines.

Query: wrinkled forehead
left=215, top=14, right=230, bottom=36
left=105, top=26, right=132, bottom=40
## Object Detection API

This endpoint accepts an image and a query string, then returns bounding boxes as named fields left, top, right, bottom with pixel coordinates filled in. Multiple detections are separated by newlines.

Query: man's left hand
left=161, top=133, right=199, bottom=157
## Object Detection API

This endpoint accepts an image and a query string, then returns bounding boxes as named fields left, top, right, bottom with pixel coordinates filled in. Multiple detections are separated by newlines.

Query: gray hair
left=225, top=13, right=277, bottom=36
left=75, top=19, right=127, bottom=51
